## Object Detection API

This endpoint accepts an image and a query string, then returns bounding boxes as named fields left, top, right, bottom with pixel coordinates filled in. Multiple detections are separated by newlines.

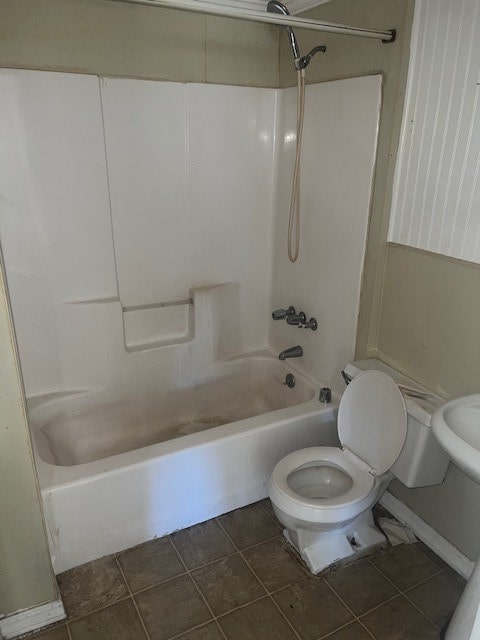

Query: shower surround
left=0, top=69, right=381, bottom=571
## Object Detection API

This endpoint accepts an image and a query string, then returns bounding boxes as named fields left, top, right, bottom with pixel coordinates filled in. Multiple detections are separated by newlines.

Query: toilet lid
left=338, top=370, right=407, bottom=475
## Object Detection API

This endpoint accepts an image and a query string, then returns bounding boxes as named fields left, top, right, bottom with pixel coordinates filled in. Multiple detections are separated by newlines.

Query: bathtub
left=29, top=355, right=339, bottom=573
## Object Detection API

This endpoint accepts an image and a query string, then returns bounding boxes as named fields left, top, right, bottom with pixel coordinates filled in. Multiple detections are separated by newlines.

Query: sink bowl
left=432, top=394, right=480, bottom=484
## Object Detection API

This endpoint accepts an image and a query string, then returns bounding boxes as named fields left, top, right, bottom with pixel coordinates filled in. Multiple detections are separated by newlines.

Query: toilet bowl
left=269, top=369, right=407, bottom=574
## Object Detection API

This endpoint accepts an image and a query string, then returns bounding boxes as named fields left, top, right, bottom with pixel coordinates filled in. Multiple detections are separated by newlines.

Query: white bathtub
left=29, top=355, right=339, bottom=573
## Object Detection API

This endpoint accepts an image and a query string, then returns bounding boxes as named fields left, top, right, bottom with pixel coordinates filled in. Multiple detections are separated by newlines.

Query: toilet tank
left=343, top=359, right=450, bottom=488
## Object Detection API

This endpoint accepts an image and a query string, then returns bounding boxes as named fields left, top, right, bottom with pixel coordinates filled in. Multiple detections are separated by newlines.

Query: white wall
left=388, top=0, right=480, bottom=263
left=0, top=69, right=275, bottom=400
left=0, top=70, right=380, bottom=403
left=270, top=76, right=382, bottom=394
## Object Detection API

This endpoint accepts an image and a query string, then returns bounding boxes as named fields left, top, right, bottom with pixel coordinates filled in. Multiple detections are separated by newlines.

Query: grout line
left=322, top=578, right=359, bottom=620
left=214, top=594, right=273, bottom=621
left=166, top=620, right=223, bottom=640
left=121, top=568, right=188, bottom=598
left=367, top=554, right=442, bottom=593
left=215, top=517, right=303, bottom=640
left=355, top=593, right=400, bottom=619
left=364, top=558, right=442, bottom=629
left=357, top=619, right=377, bottom=640
left=401, top=573, right=446, bottom=630
left=268, top=595, right=303, bottom=640
left=403, top=569, right=443, bottom=593
left=115, top=556, right=152, bottom=640
left=62, top=592, right=132, bottom=624
left=316, top=618, right=372, bottom=640
left=413, top=540, right=462, bottom=580
left=169, top=535, right=229, bottom=640
left=402, top=591, right=442, bottom=630
left=258, top=498, right=281, bottom=527
left=225, top=532, right=282, bottom=554
left=321, top=576, right=377, bottom=639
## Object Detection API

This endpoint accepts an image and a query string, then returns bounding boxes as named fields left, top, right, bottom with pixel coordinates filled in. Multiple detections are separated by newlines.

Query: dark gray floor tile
left=415, top=543, right=467, bottom=587
left=259, top=498, right=276, bottom=518
left=135, top=574, right=211, bottom=640
left=406, top=572, right=464, bottom=628
left=326, top=558, right=399, bottom=615
left=273, top=577, right=353, bottom=640
left=259, top=499, right=283, bottom=528
left=29, top=626, right=69, bottom=640
left=361, top=595, right=438, bottom=639
left=218, top=504, right=279, bottom=549
left=176, top=621, right=225, bottom=640
left=57, top=556, right=128, bottom=619
left=327, top=622, right=373, bottom=640
left=414, top=542, right=447, bottom=568
left=192, top=553, right=265, bottom=615
left=218, top=597, right=297, bottom=640
left=370, top=544, right=438, bottom=591
left=69, top=598, right=147, bottom=640
left=117, top=536, right=185, bottom=592
left=243, top=538, right=305, bottom=592
left=171, top=520, right=235, bottom=569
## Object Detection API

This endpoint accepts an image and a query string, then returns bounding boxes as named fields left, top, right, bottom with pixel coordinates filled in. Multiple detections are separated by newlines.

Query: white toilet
left=269, top=360, right=450, bottom=574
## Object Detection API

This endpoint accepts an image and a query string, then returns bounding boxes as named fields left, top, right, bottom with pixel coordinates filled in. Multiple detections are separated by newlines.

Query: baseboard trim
left=0, top=599, right=65, bottom=639
left=380, top=492, right=474, bottom=580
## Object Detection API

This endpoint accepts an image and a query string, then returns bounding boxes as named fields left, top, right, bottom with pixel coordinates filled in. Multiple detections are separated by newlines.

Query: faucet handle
left=286, top=311, right=306, bottom=325
left=272, top=306, right=296, bottom=320
left=301, top=317, right=318, bottom=331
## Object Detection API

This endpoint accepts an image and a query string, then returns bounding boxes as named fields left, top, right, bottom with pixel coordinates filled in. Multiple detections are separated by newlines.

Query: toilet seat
left=269, top=371, right=407, bottom=526
left=272, top=446, right=374, bottom=505
left=338, top=370, right=407, bottom=475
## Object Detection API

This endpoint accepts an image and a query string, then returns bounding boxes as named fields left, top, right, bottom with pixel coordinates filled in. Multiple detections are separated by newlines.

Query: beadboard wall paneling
left=388, top=0, right=480, bottom=264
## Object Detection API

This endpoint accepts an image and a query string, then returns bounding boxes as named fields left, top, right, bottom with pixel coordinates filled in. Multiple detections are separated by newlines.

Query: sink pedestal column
left=446, top=560, right=480, bottom=639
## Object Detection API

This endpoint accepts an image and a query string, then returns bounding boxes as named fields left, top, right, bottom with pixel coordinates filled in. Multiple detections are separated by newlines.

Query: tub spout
left=278, top=345, right=303, bottom=360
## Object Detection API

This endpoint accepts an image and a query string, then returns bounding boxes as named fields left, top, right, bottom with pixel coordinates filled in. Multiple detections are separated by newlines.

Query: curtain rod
left=108, top=0, right=396, bottom=42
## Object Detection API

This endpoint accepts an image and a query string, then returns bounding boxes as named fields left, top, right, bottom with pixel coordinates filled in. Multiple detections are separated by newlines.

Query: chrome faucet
left=272, top=306, right=296, bottom=320
left=286, top=312, right=306, bottom=326
left=278, top=345, right=303, bottom=360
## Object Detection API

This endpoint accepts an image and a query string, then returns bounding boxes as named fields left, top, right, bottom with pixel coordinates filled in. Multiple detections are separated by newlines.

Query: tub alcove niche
left=0, top=57, right=382, bottom=574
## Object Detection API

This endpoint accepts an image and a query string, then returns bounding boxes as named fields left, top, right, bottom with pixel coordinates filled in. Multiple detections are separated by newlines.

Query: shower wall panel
left=101, top=79, right=189, bottom=306
left=0, top=69, right=275, bottom=398
left=270, top=76, right=382, bottom=394
left=0, top=70, right=117, bottom=394
left=101, top=79, right=275, bottom=352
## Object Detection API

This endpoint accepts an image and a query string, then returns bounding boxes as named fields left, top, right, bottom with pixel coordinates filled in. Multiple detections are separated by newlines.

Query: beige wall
left=376, top=243, right=480, bottom=560
left=0, top=260, right=58, bottom=615
left=0, top=0, right=279, bottom=87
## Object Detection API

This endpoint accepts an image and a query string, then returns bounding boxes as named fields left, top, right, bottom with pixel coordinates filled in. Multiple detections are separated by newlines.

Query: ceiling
left=201, top=0, right=333, bottom=16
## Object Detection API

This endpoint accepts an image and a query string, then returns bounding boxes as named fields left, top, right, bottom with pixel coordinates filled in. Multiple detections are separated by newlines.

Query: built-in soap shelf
left=122, top=297, right=194, bottom=352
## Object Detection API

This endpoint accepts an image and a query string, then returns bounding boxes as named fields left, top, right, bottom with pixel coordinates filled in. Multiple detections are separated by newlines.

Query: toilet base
left=283, top=509, right=387, bottom=574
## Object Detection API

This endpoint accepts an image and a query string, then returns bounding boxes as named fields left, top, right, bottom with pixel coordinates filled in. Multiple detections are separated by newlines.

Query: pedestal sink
left=432, top=396, right=480, bottom=640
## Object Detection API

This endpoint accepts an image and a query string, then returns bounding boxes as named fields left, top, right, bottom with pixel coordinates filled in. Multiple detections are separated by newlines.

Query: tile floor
left=30, top=501, right=465, bottom=640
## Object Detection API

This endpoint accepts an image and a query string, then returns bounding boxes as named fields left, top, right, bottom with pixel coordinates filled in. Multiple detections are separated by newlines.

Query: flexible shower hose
left=288, top=68, right=306, bottom=263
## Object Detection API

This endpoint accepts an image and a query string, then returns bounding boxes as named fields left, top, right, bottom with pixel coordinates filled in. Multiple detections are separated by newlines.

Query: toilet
left=269, top=360, right=450, bottom=574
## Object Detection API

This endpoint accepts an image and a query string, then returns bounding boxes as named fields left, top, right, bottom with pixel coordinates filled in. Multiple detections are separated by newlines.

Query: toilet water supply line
left=288, top=67, right=305, bottom=263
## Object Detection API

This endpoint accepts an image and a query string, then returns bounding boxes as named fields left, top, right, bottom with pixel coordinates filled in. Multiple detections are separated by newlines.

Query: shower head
left=267, top=0, right=300, bottom=62
left=267, top=0, right=326, bottom=70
